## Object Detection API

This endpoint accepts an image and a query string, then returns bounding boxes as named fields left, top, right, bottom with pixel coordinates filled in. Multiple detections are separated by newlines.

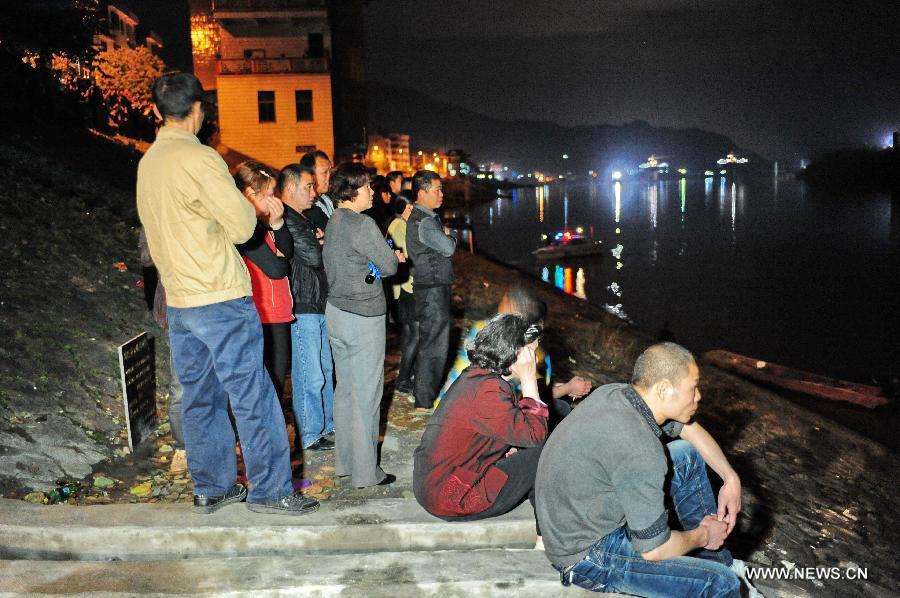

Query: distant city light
left=883, top=133, right=895, bottom=148
left=704, top=170, right=715, bottom=176
left=719, top=169, right=727, bottom=175
left=611, top=170, right=622, bottom=180
left=717, top=152, right=749, bottom=165
left=677, top=168, right=687, bottom=175
left=639, top=155, right=669, bottom=169
left=562, top=154, right=569, bottom=159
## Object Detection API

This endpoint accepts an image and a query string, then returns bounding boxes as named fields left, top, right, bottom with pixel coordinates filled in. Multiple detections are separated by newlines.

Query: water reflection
left=468, top=178, right=898, bottom=383
left=575, top=267, right=586, bottom=299
left=731, top=182, right=736, bottom=231
left=536, top=184, right=545, bottom=223
left=548, top=265, right=588, bottom=300
left=609, top=181, right=627, bottom=319
left=614, top=181, right=621, bottom=223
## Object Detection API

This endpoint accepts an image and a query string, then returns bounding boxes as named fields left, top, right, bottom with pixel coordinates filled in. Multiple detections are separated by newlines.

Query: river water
left=467, top=177, right=899, bottom=386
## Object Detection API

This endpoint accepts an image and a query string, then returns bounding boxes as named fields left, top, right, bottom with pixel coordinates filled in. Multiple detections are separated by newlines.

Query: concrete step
left=0, top=550, right=577, bottom=597
left=0, top=498, right=536, bottom=561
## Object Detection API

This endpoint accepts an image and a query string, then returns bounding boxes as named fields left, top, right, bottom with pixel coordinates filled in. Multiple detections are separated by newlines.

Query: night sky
left=137, top=0, right=899, bottom=159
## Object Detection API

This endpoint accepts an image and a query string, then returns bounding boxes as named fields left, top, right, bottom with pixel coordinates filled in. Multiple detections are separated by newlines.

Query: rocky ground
left=0, top=126, right=897, bottom=596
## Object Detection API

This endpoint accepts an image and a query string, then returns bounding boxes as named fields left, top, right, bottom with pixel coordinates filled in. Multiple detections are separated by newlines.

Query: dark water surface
left=468, top=177, right=899, bottom=386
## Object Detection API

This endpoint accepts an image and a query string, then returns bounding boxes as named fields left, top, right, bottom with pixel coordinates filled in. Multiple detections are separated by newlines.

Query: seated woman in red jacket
left=413, top=313, right=548, bottom=523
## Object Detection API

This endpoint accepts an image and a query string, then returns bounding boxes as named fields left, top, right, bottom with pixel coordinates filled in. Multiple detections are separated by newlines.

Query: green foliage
left=92, top=46, right=166, bottom=127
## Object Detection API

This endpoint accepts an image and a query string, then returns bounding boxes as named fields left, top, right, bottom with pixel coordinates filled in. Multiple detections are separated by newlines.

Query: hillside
left=366, top=81, right=769, bottom=175
left=0, top=122, right=161, bottom=494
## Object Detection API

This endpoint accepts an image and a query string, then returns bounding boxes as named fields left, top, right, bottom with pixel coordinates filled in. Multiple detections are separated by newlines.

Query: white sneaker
left=730, top=559, right=764, bottom=598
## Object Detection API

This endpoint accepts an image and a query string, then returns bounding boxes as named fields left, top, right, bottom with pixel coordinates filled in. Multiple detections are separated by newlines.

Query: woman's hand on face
left=510, top=344, right=538, bottom=382
left=265, top=196, right=285, bottom=228
left=395, top=249, right=406, bottom=263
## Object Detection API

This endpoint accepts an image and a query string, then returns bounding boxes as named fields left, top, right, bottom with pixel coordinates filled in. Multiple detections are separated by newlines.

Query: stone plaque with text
left=117, top=332, right=157, bottom=451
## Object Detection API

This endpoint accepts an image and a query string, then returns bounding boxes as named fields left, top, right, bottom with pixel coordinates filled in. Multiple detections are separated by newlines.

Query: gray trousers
left=325, top=303, right=387, bottom=487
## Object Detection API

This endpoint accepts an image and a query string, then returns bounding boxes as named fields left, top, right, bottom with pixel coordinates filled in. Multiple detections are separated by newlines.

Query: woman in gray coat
left=323, top=163, right=404, bottom=488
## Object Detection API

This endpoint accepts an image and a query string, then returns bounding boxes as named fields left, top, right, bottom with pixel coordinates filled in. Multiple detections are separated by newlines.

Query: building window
left=258, top=91, right=276, bottom=122
left=307, top=33, right=323, bottom=58
left=295, top=90, right=313, bottom=121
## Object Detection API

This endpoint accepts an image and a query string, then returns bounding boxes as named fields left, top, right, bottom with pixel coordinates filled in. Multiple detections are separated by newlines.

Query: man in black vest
left=406, top=170, right=457, bottom=412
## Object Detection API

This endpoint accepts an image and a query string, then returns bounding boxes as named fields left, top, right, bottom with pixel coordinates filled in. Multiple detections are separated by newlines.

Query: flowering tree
left=92, top=46, right=165, bottom=127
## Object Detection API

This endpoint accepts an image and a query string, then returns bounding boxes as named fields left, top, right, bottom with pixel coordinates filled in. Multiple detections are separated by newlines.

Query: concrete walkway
left=0, top=497, right=537, bottom=561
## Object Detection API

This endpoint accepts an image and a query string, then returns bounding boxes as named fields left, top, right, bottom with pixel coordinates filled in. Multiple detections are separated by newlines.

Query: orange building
left=189, top=0, right=334, bottom=169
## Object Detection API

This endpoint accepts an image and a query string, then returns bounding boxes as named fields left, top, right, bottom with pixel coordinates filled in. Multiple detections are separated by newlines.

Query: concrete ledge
left=0, top=498, right=537, bottom=561
left=0, top=550, right=578, bottom=597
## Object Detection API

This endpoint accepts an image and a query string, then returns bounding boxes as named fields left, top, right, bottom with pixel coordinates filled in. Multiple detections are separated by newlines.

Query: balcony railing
left=218, top=57, right=329, bottom=75
left=213, top=0, right=326, bottom=10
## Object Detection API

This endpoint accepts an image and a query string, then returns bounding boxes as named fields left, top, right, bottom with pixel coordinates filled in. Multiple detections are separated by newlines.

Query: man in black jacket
left=278, top=164, right=334, bottom=452
left=406, top=170, right=457, bottom=412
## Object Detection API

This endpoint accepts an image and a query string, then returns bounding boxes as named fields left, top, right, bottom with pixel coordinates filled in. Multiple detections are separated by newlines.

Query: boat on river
left=702, top=349, right=890, bottom=408
left=533, top=231, right=603, bottom=260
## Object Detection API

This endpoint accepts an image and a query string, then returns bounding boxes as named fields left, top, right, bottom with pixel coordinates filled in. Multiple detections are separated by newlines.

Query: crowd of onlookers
left=137, top=72, right=758, bottom=597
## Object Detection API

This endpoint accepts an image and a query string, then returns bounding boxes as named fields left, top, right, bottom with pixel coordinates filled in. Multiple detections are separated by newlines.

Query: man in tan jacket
left=137, top=72, right=317, bottom=516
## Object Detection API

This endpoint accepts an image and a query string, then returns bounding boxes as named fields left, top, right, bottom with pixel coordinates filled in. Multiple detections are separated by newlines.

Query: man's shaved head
left=632, top=342, right=696, bottom=389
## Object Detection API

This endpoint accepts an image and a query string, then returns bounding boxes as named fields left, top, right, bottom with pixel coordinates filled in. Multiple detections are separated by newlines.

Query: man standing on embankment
left=136, top=72, right=318, bottom=516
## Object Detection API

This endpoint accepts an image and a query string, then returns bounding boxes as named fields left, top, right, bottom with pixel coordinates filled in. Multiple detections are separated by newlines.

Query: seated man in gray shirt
left=536, top=342, right=755, bottom=598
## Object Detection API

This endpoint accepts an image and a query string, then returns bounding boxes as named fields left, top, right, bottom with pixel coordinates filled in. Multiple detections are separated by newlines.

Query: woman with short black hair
left=413, top=313, right=549, bottom=524
left=323, top=163, right=404, bottom=488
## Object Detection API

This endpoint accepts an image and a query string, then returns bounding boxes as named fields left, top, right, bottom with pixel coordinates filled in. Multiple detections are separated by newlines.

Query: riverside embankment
left=0, top=125, right=897, bottom=596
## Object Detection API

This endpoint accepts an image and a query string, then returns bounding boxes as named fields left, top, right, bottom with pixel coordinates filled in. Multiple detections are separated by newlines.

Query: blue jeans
left=556, top=440, right=739, bottom=597
left=168, top=297, right=293, bottom=503
left=290, top=313, right=334, bottom=448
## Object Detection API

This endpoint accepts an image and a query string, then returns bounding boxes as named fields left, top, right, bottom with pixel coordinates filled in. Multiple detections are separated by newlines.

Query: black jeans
left=413, top=285, right=451, bottom=408
left=395, top=290, right=420, bottom=390
left=262, top=322, right=291, bottom=402
left=440, top=444, right=543, bottom=534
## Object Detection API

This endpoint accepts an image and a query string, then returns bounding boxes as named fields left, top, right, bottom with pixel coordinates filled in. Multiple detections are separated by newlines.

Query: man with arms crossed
left=536, top=342, right=757, bottom=597
left=137, top=72, right=318, bottom=516
left=406, top=170, right=457, bottom=412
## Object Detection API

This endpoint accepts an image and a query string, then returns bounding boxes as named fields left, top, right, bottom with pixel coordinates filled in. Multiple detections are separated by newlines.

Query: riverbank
left=0, top=126, right=897, bottom=595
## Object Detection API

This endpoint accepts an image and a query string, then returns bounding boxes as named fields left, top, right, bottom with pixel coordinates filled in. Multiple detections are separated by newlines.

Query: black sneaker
left=192, top=484, right=247, bottom=514
left=305, top=437, right=335, bottom=451
left=247, top=493, right=320, bottom=515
